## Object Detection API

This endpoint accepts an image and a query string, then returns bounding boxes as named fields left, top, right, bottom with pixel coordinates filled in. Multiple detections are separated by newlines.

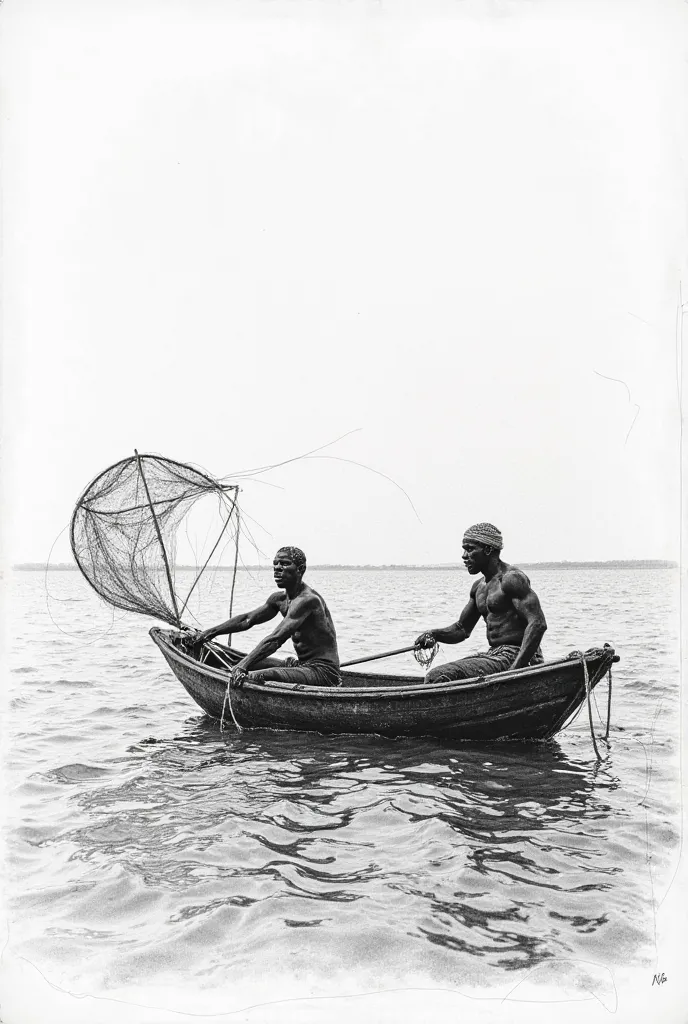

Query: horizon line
left=11, top=559, right=679, bottom=571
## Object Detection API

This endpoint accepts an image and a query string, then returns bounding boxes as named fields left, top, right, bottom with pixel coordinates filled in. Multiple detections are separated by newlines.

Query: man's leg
left=425, top=647, right=520, bottom=684
left=249, top=662, right=341, bottom=687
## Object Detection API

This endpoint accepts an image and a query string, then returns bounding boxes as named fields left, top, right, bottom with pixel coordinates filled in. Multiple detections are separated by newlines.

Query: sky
left=1, top=0, right=686, bottom=568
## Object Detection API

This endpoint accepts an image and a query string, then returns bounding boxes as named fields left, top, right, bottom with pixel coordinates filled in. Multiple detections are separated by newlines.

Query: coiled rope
left=414, top=641, right=439, bottom=671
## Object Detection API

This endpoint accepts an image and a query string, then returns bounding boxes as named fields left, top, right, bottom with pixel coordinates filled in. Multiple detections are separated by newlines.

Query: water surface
left=3, top=567, right=681, bottom=1015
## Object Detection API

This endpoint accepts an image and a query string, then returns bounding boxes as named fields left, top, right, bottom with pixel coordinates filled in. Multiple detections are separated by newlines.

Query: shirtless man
left=192, top=546, right=340, bottom=688
left=415, top=523, right=547, bottom=684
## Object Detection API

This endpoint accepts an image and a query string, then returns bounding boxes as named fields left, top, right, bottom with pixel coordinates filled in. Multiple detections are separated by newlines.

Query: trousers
left=425, top=645, right=544, bottom=684
left=249, top=657, right=341, bottom=687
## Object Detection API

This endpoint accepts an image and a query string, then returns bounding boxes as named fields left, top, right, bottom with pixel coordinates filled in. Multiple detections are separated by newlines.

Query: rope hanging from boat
left=560, top=646, right=617, bottom=759
left=564, top=647, right=615, bottom=760
left=220, top=677, right=243, bottom=734
left=581, top=652, right=602, bottom=761
left=196, top=639, right=242, bottom=734
left=604, top=662, right=613, bottom=741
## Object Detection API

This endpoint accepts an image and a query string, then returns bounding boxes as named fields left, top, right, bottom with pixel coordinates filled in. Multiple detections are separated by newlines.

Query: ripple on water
left=43, top=763, right=112, bottom=783
left=3, top=566, right=681, bottom=998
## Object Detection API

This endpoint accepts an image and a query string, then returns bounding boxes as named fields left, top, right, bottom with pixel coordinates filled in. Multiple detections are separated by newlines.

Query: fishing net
left=413, top=642, right=439, bottom=669
left=70, top=453, right=239, bottom=626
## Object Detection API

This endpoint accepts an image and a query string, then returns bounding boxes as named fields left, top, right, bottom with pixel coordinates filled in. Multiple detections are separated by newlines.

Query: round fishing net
left=70, top=453, right=238, bottom=626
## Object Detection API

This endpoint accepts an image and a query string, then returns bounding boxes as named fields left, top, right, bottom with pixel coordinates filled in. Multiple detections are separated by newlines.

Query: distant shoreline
left=12, top=560, right=678, bottom=571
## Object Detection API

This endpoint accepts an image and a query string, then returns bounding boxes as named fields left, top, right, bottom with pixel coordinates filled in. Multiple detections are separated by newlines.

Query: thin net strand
left=70, top=438, right=423, bottom=629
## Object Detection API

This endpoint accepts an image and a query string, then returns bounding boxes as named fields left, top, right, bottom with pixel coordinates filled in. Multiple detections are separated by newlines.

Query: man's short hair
left=276, top=546, right=307, bottom=574
left=462, top=523, right=503, bottom=551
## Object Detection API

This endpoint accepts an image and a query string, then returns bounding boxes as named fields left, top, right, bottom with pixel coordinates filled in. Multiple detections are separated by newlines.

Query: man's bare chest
left=475, top=578, right=512, bottom=615
left=278, top=594, right=318, bottom=627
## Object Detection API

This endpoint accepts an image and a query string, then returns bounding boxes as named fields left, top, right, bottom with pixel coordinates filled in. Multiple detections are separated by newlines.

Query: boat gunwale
left=149, top=627, right=615, bottom=702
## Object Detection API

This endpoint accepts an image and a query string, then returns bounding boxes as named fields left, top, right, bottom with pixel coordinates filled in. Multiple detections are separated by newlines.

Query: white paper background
left=1, top=0, right=686, bottom=1020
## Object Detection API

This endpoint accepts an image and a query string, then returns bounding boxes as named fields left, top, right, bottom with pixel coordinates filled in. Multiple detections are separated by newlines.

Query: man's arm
left=502, top=571, right=547, bottom=669
left=236, top=593, right=318, bottom=673
left=197, top=594, right=281, bottom=645
left=417, top=583, right=482, bottom=646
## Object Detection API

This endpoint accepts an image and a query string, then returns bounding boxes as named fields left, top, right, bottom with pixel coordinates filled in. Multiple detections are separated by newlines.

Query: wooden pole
left=135, top=449, right=182, bottom=628
left=178, top=486, right=239, bottom=620
left=340, top=645, right=418, bottom=668
left=227, top=503, right=241, bottom=649
left=204, top=641, right=236, bottom=672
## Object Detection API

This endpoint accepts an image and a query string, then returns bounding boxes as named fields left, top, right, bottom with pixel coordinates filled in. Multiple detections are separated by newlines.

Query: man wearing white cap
left=415, top=523, right=547, bottom=684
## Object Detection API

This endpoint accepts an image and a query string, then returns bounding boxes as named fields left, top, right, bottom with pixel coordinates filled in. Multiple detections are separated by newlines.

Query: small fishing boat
left=150, top=628, right=619, bottom=743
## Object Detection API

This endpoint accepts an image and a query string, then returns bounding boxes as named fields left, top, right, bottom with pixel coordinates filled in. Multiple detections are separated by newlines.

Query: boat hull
left=150, top=628, right=618, bottom=743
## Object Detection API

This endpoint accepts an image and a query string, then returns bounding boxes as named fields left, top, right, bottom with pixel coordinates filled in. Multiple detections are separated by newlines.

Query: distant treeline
left=14, top=560, right=678, bottom=571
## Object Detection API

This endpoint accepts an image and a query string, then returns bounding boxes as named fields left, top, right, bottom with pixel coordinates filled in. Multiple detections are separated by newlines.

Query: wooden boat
left=150, top=627, right=619, bottom=743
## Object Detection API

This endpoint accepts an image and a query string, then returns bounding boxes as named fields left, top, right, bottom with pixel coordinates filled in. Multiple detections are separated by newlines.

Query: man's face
left=273, top=550, right=302, bottom=588
left=462, top=540, right=490, bottom=575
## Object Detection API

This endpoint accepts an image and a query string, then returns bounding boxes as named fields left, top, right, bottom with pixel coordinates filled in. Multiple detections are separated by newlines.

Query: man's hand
left=181, top=628, right=204, bottom=650
left=190, top=629, right=216, bottom=648
left=231, top=666, right=249, bottom=689
left=415, top=631, right=437, bottom=650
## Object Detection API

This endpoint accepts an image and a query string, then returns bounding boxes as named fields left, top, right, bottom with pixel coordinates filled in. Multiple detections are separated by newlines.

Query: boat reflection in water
left=112, top=717, right=624, bottom=982
left=41, top=711, right=635, bottom=1002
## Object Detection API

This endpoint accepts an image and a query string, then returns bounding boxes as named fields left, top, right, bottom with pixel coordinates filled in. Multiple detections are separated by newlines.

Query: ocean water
left=1, top=567, right=682, bottom=1021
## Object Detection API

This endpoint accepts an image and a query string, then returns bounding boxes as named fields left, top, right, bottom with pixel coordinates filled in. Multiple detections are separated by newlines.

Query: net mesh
left=70, top=453, right=238, bottom=626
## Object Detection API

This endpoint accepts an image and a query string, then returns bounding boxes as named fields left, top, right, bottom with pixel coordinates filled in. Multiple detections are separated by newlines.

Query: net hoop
left=70, top=453, right=239, bottom=627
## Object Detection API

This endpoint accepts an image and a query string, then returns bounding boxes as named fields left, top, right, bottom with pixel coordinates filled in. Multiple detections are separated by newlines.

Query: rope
left=193, top=639, right=242, bottom=734
left=414, top=641, right=439, bottom=670
left=604, top=663, right=613, bottom=741
left=581, top=652, right=602, bottom=761
left=220, top=676, right=243, bottom=734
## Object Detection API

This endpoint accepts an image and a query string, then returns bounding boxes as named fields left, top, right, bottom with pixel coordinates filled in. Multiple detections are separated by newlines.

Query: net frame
left=70, top=452, right=239, bottom=627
